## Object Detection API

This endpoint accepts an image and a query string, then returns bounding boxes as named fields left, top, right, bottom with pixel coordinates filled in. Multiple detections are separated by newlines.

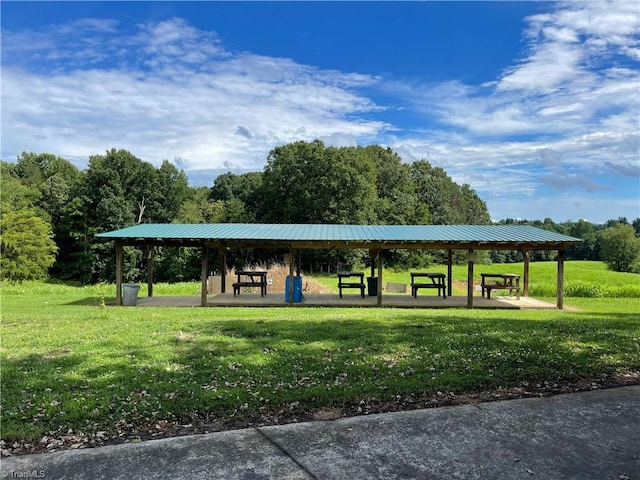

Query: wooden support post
left=200, top=245, right=208, bottom=307
left=467, top=249, right=474, bottom=309
left=557, top=249, right=565, bottom=310
left=115, top=244, right=123, bottom=306
left=447, top=249, right=453, bottom=298
left=369, top=249, right=376, bottom=279
left=377, top=249, right=383, bottom=307
left=146, top=247, right=154, bottom=297
left=523, top=250, right=530, bottom=297
left=219, top=249, right=227, bottom=294
left=288, top=246, right=295, bottom=306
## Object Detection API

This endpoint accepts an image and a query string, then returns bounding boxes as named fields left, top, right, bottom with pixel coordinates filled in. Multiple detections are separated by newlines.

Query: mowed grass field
left=1, top=261, right=639, bottom=453
left=313, top=260, right=640, bottom=297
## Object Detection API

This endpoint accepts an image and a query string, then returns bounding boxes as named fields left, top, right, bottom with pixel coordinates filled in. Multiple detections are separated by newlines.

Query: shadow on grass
left=2, top=309, right=639, bottom=443
left=65, top=297, right=115, bottom=306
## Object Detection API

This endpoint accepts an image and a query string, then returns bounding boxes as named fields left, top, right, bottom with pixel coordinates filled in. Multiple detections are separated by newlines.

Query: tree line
left=2, top=141, right=639, bottom=284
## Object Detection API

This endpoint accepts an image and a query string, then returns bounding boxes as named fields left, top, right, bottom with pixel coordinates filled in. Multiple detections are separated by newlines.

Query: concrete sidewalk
left=2, top=386, right=639, bottom=480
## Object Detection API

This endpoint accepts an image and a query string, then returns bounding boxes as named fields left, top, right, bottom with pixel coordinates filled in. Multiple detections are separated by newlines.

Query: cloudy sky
left=2, top=1, right=639, bottom=223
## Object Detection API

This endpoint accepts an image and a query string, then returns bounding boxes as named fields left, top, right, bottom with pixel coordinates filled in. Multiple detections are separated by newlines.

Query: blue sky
left=2, top=1, right=639, bottom=223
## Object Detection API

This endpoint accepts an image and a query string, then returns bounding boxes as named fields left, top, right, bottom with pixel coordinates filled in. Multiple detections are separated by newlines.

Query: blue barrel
left=285, top=276, right=302, bottom=303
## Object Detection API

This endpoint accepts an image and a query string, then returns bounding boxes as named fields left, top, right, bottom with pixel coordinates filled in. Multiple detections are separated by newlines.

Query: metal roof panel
left=96, top=223, right=582, bottom=245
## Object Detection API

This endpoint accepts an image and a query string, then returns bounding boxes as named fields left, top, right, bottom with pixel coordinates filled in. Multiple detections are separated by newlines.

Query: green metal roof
left=96, top=223, right=582, bottom=249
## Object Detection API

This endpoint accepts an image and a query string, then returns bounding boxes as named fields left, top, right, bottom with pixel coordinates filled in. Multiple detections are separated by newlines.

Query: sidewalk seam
left=255, top=427, right=320, bottom=480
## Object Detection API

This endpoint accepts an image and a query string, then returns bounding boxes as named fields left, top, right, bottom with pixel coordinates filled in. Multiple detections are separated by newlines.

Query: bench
left=338, top=272, right=365, bottom=298
left=233, top=271, right=267, bottom=297
left=480, top=273, right=520, bottom=299
left=410, top=272, right=446, bottom=299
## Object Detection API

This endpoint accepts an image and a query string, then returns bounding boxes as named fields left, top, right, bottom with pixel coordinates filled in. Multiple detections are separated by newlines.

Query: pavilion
left=96, top=223, right=582, bottom=309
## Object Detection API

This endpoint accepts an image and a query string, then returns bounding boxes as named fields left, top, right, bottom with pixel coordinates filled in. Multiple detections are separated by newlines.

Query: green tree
left=411, top=159, right=491, bottom=264
left=177, top=187, right=225, bottom=223
left=460, top=184, right=490, bottom=224
left=566, top=219, right=598, bottom=260
left=260, top=140, right=378, bottom=224
left=80, top=149, right=191, bottom=282
left=55, top=195, right=95, bottom=283
left=1, top=209, right=58, bottom=282
left=13, top=152, right=82, bottom=220
left=410, top=160, right=490, bottom=225
left=604, top=217, right=629, bottom=228
left=10, top=154, right=89, bottom=280
left=257, top=141, right=379, bottom=270
left=155, top=160, right=190, bottom=223
left=209, top=172, right=263, bottom=222
left=600, top=223, right=640, bottom=273
left=153, top=187, right=225, bottom=283
left=1, top=160, right=58, bottom=282
left=362, top=145, right=430, bottom=225
left=1, top=162, right=41, bottom=213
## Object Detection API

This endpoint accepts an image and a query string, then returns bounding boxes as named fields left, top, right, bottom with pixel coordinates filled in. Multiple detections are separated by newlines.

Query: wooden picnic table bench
left=480, top=273, right=520, bottom=299
left=410, top=272, right=447, bottom=299
left=233, top=270, right=268, bottom=297
left=338, top=272, right=365, bottom=298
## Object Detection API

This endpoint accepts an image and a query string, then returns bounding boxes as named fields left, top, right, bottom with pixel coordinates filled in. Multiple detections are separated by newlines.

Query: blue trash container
left=285, top=276, right=302, bottom=303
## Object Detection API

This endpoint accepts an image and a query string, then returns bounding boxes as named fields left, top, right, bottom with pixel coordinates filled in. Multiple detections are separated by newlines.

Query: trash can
left=123, top=284, right=140, bottom=306
left=285, top=276, right=302, bottom=303
left=367, top=276, right=378, bottom=296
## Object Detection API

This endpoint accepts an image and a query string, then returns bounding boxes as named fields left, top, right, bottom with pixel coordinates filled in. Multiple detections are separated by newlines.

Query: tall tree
left=81, top=149, right=189, bottom=281
left=1, top=209, right=58, bottom=283
left=178, top=187, right=225, bottom=224
left=600, top=223, right=640, bottom=273
left=566, top=219, right=598, bottom=260
left=410, top=160, right=490, bottom=225
left=259, top=140, right=378, bottom=224
left=10, top=154, right=84, bottom=278
left=84, top=149, right=153, bottom=228
left=1, top=160, right=58, bottom=282
left=258, top=141, right=379, bottom=270
left=12, top=153, right=81, bottom=221
left=362, top=145, right=430, bottom=225
left=460, top=184, right=491, bottom=224
left=155, top=160, right=190, bottom=223
left=209, top=171, right=263, bottom=222
left=1, top=161, right=41, bottom=213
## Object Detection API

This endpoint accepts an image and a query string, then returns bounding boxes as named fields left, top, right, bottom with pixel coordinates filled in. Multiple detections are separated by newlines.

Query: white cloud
left=1, top=1, right=637, bottom=223
left=1, top=18, right=388, bottom=172
left=388, top=0, right=639, bottom=221
left=498, top=43, right=584, bottom=92
left=390, top=128, right=637, bottom=195
left=404, top=0, right=640, bottom=138
left=486, top=191, right=640, bottom=224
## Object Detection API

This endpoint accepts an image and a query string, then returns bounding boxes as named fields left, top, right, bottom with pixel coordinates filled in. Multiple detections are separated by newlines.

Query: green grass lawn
left=312, top=261, right=640, bottom=297
left=2, top=272, right=639, bottom=452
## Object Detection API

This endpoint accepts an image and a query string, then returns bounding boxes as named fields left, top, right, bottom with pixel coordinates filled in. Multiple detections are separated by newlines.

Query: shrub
left=528, top=280, right=640, bottom=298
left=600, top=223, right=640, bottom=273
left=528, top=283, right=555, bottom=297
left=565, top=281, right=604, bottom=298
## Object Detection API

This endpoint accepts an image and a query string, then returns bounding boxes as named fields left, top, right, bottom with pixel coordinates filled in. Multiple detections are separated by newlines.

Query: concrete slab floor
left=129, top=294, right=558, bottom=310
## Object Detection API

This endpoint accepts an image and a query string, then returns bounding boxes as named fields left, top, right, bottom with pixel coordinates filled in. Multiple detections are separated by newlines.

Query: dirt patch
left=208, top=263, right=331, bottom=295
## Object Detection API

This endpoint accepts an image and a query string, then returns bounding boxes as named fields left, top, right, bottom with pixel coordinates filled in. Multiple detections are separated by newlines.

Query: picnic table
left=338, top=272, right=366, bottom=298
left=410, top=272, right=447, bottom=298
left=480, top=273, right=520, bottom=299
left=233, top=270, right=268, bottom=297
